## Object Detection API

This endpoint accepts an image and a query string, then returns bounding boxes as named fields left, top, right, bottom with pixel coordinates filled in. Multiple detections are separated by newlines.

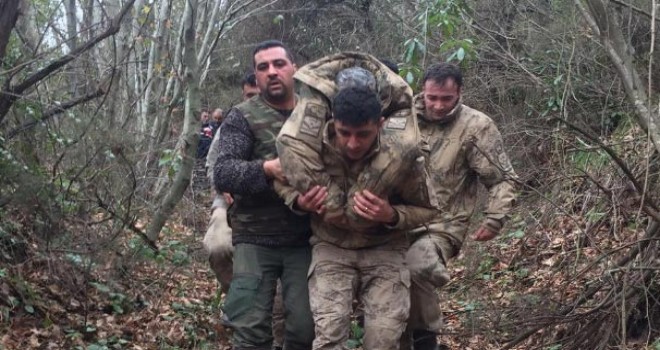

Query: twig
left=608, top=0, right=660, bottom=23
left=501, top=221, right=659, bottom=349
left=5, top=87, right=105, bottom=139
left=95, top=192, right=159, bottom=253
left=0, top=0, right=137, bottom=124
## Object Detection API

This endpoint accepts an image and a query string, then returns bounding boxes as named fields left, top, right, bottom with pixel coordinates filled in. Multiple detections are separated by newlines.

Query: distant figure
left=210, top=108, right=223, bottom=134
left=197, top=109, right=214, bottom=159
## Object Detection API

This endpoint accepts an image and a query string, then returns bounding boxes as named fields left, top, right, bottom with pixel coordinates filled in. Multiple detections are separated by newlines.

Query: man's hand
left=263, top=158, right=287, bottom=183
left=353, top=190, right=397, bottom=224
left=296, top=185, right=328, bottom=214
left=472, top=226, right=498, bottom=241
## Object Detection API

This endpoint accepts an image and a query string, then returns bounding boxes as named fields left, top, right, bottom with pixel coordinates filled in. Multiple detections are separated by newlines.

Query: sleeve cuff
left=384, top=207, right=405, bottom=230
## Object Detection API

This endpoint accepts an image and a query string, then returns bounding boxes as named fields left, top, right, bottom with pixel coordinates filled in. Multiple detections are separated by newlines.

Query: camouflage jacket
left=410, top=95, right=517, bottom=258
left=213, top=95, right=311, bottom=247
left=282, top=120, right=439, bottom=249
left=276, top=52, right=438, bottom=230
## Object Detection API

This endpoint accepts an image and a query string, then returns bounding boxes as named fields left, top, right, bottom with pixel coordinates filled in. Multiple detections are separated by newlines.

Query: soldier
left=403, top=63, right=517, bottom=349
left=277, top=66, right=437, bottom=349
left=213, top=40, right=314, bottom=350
left=276, top=52, right=437, bottom=230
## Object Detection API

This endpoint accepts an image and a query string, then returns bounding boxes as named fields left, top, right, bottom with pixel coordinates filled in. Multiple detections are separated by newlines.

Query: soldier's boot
left=412, top=330, right=439, bottom=350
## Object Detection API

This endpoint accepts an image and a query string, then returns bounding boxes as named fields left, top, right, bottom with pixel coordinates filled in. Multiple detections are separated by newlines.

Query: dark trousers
left=223, top=243, right=314, bottom=350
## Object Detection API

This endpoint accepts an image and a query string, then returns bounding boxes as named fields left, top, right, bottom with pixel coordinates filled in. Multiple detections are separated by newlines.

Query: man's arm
left=468, top=119, right=517, bottom=240
left=213, top=108, right=271, bottom=195
left=276, top=85, right=347, bottom=216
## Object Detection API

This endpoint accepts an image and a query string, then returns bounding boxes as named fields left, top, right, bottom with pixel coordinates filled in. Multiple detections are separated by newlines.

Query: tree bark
left=139, top=0, right=172, bottom=134
left=146, top=0, right=200, bottom=241
left=0, top=0, right=21, bottom=62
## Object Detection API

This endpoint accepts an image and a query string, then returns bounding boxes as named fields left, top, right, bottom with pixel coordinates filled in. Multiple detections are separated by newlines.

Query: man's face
left=253, top=47, right=296, bottom=104
left=200, top=111, right=209, bottom=123
left=423, top=78, right=461, bottom=121
left=333, top=118, right=383, bottom=161
left=212, top=109, right=222, bottom=122
left=242, top=84, right=259, bottom=101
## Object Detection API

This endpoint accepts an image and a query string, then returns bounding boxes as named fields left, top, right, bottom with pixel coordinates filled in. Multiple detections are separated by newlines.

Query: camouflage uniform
left=277, top=113, right=436, bottom=350
left=276, top=52, right=437, bottom=230
left=406, top=95, right=517, bottom=337
left=214, top=95, right=314, bottom=350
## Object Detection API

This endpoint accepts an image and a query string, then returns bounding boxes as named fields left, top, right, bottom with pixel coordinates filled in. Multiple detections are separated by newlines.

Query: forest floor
left=0, top=188, right=657, bottom=349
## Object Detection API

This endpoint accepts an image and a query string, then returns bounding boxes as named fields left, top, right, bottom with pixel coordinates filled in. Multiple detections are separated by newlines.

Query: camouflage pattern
left=405, top=96, right=518, bottom=333
left=405, top=232, right=452, bottom=333
left=308, top=241, right=410, bottom=350
left=276, top=52, right=438, bottom=231
left=413, top=95, right=517, bottom=254
left=290, top=119, right=436, bottom=249
left=228, top=96, right=310, bottom=240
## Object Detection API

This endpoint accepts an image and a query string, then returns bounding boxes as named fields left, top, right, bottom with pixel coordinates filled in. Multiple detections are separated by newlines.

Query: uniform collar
left=415, top=94, right=463, bottom=125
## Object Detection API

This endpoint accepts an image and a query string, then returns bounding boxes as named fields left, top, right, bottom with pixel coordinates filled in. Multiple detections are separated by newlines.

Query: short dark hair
left=252, top=40, right=294, bottom=67
left=241, top=71, right=256, bottom=87
left=333, top=86, right=381, bottom=127
left=422, top=63, right=463, bottom=88
left=379, top=58, right=399, bottom=74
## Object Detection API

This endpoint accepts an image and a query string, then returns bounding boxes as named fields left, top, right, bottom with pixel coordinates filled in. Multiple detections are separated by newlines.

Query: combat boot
left=412, top=329, right=448, bottom=350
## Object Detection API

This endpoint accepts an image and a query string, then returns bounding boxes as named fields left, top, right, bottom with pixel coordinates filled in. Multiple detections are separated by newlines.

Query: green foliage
left=569, top=139, right=609, bottom=172
left=400, top=0, right=475, bottom=88
left=653, top=339, right=660, bottom=350
left=90, top=282, right=130, bottom=315
left=346, top=320, right=364, bottom=349
left=159, top=149, right=183, bottom=180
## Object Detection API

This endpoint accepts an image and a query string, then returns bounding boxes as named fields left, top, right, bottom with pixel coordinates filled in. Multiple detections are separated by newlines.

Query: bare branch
left=608, top=0, right=660, bottom=22
left=0, top=0, right=137, bottom=124
left=5, top=87, right=106, bottom=140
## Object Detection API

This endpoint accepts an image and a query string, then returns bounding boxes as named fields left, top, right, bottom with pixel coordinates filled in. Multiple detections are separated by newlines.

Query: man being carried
left=280, top=70, right=435, bottom=349
left=276, top=53, right=437, bottom=229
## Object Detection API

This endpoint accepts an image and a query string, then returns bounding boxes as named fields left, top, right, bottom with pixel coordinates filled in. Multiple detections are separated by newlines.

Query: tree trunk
left=65, top=0, right=79, bottom=96
left=146, top=0, right=201, bottom=241
left=138, top=0, right=172, bottom=134
left=576, top=0, right=660, bottom=154
left=0, top=0, right=21, bottom=62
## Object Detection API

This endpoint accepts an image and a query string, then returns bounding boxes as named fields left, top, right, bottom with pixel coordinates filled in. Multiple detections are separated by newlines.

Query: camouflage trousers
left=309, top=241, right=410, bottom=350
left=400, top=234, right=452, bottom=349
left=223, top=243, right=313, bottom=350
left=204, top=203, right=286, bottom=347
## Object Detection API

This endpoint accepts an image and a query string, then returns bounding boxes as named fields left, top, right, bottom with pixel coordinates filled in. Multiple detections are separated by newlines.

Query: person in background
left=210, top=108, right=223, bottom=134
